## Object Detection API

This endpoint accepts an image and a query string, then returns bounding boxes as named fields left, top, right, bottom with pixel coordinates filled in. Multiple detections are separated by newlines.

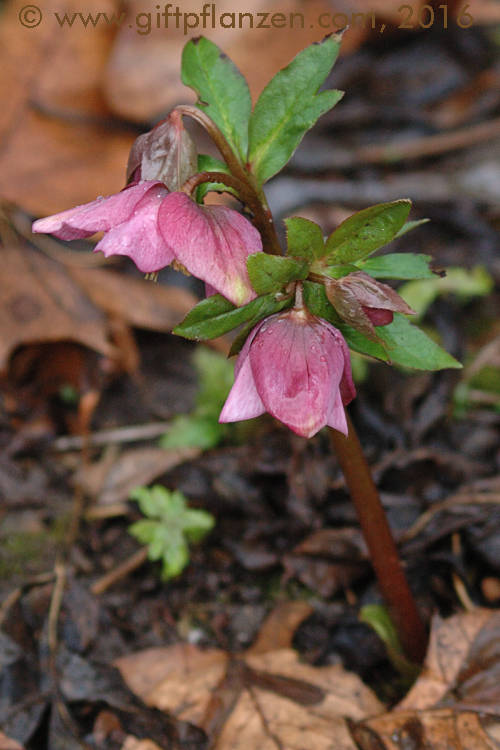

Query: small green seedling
left=129, top=485, right=215, bottom=579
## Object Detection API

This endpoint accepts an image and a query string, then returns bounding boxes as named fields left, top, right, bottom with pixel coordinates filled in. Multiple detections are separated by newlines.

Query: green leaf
left=196, top=154, right=237, bottom=202
left=395, top=218, right=430, bottom=238
left=374, top=314, right=462, bottom=370
left=338, top=324, right=388, bottom=362
left=357, top=253, right=436, bottom=280
left=248, top=34, right=343, bottom=183
left=321, top=264, right=360, bottom=279
left=182, top=37, right=251, bottom=160
left=285, top=217, right=325, bottom=262
left=193, top=347, right=235, bottom=415
left=360, top=605, right=420, bottom=682
left=324, top=200, right=412, bottom=264
left=302, top=280, right=342, bottom=325
left=398, top=266, right=494, bottom=321
left=174, top=292, right=292, bottom=340
left=160, top=414, right=224, bottom=450
left=160, top=348, right=235, bottom=451
left=247, top=253, right=309, bottom=294
left=129, top=485, right=215, bottom=580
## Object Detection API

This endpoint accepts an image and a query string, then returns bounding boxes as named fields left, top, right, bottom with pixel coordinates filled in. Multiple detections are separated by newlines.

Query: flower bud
left=126, top=110, right=198, bottom=191
left=325, top=271, right=415, bottom=341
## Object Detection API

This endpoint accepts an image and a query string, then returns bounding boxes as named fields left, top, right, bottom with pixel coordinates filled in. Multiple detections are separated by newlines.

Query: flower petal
left=32, top=181, right=163, bottom=241
left=94, top=184, right=173, bottom=271
left=158, top=193, right=261, bottom=306
left=318, top=319, right=356, bottom=406
left=327, top=390, right=348, bottom=435
left=250, top=312, right=337, bottom=438
left=219, top=346, right=265, bottom=423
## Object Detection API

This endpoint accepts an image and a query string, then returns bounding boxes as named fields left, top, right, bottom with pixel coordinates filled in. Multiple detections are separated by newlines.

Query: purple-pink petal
left=32, top=181, right=162, bottom=241
left=94, top=184, right=173, bottom=271
left=158, top=193, right=261, bottom=306
left=250, top=313, right=339, bottom=438
left=218, top=352, right=266, bottom=422
left=220, top=312, right=356, bottom=438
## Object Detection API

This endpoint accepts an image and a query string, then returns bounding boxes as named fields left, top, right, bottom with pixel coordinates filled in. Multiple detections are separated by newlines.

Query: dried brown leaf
left=0, top=245, right=197, bottom=373
left=116, top=603, right=383, bottom=750
left=78, top=446, right=201, bottom=505
left=0, top=0, right=135, bottom=216
left=0, top=733, right=24, bottom=750
left=397, top=608, right=494, bottom=711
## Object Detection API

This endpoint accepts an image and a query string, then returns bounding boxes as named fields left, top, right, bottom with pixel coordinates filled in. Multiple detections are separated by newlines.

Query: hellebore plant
left=33, top=33, right=461, bottom=664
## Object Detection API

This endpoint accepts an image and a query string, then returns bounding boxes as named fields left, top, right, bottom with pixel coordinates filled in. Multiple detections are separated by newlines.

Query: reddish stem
left=329, top=415, right=428, bottom=664
left=176, top=105, right=282, bottom=256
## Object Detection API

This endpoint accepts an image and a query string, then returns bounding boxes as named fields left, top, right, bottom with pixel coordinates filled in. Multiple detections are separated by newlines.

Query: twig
left=91, top=547, right=148, bottom=595
left=400, top=492, right=500, bottom=544
left=48, top=560, right=67, bottom=655
left=52, top=421, right=174, bottom=451
left=451, top=533, right=476, bottom=612
left=357, top=116, right=500, bottom=165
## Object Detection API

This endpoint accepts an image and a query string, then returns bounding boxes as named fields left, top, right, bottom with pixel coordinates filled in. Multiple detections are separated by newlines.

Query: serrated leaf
left=196, top=154, right=237, bottom=202
left=248, top=34, right=343, bottom=184
left=324, top=200, right=412, bottom=264
left=182, top=37, right=251, bottom=160
left=247, top=253, right=309, bottom=294
left=174, top=292, right=292, bottom=340
left=285, top=217, right=325, bottom=262
left=358, top=253, right=435, bottom=280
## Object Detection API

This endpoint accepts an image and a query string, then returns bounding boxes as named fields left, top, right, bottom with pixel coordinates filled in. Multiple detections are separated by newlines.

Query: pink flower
left=158, top=192, right=260, bottom=306
left=219, top=308, right=356, bottom=438
left=32, top=181, right=174, bottom=271
left=33, top=186, right=262, bottom=306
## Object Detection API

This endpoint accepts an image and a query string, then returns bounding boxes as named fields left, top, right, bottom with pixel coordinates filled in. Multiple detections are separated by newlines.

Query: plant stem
left=329, top=414, right=428, bottom=664
left=176, top=105, right=282, bottom=256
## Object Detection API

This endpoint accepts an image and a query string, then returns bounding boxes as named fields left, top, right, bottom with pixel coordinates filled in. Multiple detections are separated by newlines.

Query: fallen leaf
left=116, top=603, right=384, bottom=749
left=358, top=709, right=499, bottom=750
left=121, top=739, right=163, bottom=750
left=397, top=608, right=495, bottom=711
left=78, top=446, right=202, bottom=505
left=352, top=609, right=500, bottom=749
left=0, top=244, right=197, bottom=373
left=0, top=733, right=24, bottom=750
left=0, top=0, right=134, bottom=216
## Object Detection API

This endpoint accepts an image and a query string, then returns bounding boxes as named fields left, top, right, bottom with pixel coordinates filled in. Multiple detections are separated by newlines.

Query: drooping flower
left=32, top=181, right=175, bottom=271
left=219, top=307, right=356, bottom=438
left=33, top=185, right=261, bottom=306
left=325, top=271, right=415, bottom=341
left=157, top=192, right=261, bottom=306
